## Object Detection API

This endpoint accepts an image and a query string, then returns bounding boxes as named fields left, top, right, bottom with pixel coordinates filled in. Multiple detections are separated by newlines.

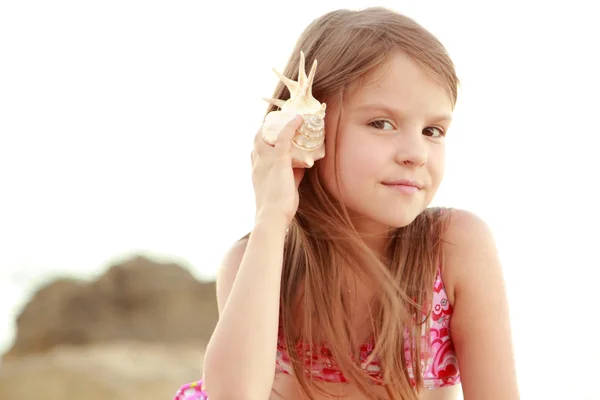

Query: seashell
left=261, top=51, right=327, bottom=168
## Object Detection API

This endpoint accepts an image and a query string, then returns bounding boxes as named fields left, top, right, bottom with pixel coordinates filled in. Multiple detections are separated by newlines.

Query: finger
left=254, top=126, right=275, bottom=160
left=275, top=114, right=303, bottom=156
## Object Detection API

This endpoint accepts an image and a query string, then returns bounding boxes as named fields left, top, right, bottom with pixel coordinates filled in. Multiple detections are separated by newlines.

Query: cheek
left=332, top=131, right=390, bottom=200
left=428, top=145, right=446, bottom=182
left=338, top=136, right=382, bottom=183
left=319, top=129, right=378, bottom=198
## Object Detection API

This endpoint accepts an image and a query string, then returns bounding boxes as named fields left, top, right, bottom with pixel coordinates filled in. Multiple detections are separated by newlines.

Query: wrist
left=254, top=213, right=290, bottom=235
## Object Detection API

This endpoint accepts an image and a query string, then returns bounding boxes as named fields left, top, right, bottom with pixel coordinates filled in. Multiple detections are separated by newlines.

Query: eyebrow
left=354, top=103, right=453, bottom=122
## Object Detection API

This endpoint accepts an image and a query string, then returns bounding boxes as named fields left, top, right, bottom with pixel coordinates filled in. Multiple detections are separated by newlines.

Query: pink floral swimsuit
left=173, top=267, right=460, bottom=400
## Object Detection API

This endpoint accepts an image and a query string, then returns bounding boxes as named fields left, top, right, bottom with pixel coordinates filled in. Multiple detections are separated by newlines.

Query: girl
left=175, top=7, right=519, bottom=400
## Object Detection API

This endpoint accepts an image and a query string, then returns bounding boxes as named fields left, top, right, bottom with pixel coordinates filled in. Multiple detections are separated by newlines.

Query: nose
left=392, top=128, right=427, bottom=167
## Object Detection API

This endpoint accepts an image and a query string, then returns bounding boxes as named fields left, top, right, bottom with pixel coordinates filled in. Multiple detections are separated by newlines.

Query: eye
left=423, top=126, right=445, bottom=138
left=369, top=119, right=395, bottom=130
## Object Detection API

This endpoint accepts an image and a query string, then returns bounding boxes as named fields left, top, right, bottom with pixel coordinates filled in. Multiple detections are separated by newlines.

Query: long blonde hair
left=252, top=7, right=458, bottom=400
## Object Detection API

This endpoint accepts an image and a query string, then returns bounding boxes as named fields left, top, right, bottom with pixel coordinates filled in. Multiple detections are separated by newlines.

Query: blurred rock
left=2, top=255, right=218, bottom=360
left=0, top=341, right=204, bottom=400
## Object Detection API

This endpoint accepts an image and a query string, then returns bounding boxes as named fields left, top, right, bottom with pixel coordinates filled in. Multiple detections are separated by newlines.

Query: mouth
left=381, top=179, right=423, bottom=195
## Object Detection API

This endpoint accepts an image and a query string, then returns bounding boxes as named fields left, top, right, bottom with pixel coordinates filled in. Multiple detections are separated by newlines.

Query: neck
left=347, top=214, right=393, bottom=259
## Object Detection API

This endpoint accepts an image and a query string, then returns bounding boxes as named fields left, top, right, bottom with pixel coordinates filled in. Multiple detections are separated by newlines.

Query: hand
left=251, top=114, right=306, bottom=226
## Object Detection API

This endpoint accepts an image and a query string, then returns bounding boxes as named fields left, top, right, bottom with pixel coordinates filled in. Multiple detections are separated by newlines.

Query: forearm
left=202, top=219, right=287, bottom=399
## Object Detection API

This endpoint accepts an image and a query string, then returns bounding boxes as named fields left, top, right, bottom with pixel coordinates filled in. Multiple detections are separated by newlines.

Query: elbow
left=201, top=377, right=268, bottom=400
left=202, top=371, right=270, bottom=400
left=203, top=350, right=271, bottom=400
left=202, top=349, right=232, bottom=395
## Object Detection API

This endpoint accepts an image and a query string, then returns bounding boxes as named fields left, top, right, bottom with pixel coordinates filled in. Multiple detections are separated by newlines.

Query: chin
left=381, top=214, right=421, bottom=229
left=340, top=192, right=431, bottom=232
left=369, top=203, right=428, bottom=229
left=350, top=210, right=422, bottom=235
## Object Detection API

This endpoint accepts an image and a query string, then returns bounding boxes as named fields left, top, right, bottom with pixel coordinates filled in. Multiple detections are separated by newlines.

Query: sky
left=1, top=1, right=599, bottom=399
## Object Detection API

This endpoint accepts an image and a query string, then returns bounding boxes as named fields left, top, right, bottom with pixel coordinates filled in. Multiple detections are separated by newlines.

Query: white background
left=1, top=1, right=599, bottom=398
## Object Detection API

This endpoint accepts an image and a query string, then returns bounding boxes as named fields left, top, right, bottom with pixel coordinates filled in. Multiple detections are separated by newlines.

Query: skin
left=208, top=50, right=520, bottom=399
left=318, top=50, right=450, bottom=252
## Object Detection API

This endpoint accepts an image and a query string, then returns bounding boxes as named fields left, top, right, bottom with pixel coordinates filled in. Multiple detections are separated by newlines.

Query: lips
left=381, top=179, right=423, bottom=189
left=381, top=179, right=423, bottom=195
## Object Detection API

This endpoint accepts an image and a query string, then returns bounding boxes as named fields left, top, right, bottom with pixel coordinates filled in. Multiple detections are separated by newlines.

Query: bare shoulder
left=442, top=207, right=495, bottom=248
left=215, top=236, right=249, bottom=315
left=440, top=208, right=497, bottom=296
left=440, top=208, right=520, bottom=399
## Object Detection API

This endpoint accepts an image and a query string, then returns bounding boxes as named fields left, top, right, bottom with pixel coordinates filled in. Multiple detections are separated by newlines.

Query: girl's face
left=318, top=50, right=453, bottom=234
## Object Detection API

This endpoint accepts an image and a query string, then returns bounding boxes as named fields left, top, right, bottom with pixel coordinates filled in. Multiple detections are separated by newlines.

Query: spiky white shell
left=261, top=51, right=327, bottom=168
